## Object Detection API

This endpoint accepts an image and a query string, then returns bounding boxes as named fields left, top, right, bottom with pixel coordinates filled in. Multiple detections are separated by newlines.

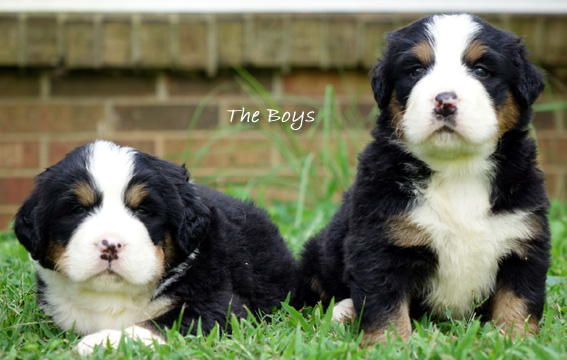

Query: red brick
left=140, top=19, right=171, bottom=67
left=0, top=104, right=104, bottom=133
left=163, top=138, right=272, bottom=168
left=64, top=17, right=96, bottom=67
left=0, top=71, right=40, bottom=97
left=0, top=142, right=40, bottom=169
left=168, top=70, right=272, bottom=97
left=537, top=136, right=567, bottom=165
left=102, top=19, right=132, bottom=66
left=543, top=170, right=559, bottom=198
left=0, top=177, right=34, bottom=205
left=114, top=104, right=219, bottom=131
left=26, top=17, right=58, bottom=66
left=283, top=70, right=370, bottom=96
left=0, top=17, right=19, bottom=65
left=532, top=111, right=557, bottom=131
left=51, top=72, right=155, bottom=97
left=177, top=19, right=207, bottom=68
left=0, top=213, right=15, bottom=230
left=48, top=141, right=92, bottom=165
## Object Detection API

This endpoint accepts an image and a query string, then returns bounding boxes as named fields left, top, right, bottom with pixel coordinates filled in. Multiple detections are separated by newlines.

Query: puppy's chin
left=402, top=119, right=497, bottom=166
left=36, top=262, right=156, bottom=296
left=412, top=136, right=494, bottom=160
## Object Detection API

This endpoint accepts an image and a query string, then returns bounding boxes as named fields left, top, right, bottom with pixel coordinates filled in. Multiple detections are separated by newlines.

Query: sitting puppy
left=14, top=140, right=297, bottom=354
left=299, top=14, right=550, bottom=345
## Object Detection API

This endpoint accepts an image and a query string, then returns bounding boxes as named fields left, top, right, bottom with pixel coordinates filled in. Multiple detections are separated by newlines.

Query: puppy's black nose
left=99, top=239, right=121, bottom=261
left=434, top=92, right=458, bottom=118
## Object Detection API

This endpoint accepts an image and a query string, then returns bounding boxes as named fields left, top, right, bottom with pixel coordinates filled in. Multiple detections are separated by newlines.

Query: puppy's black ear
left=173, top=166, right=210, bottom=257
left=370, top=32, right=396, bottom=110
left=13, top=190, right=45, bottom=261
left=513, top=40, right=544, bottom=107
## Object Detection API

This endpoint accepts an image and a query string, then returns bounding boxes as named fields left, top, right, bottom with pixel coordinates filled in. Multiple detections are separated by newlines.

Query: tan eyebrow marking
left=125, top=184, right=149, bottom=208
left=73, top=182, right=97, bottom=207
left=412, top=40, right=434, bottom=65
left=464, top=40, right=488, bottom=63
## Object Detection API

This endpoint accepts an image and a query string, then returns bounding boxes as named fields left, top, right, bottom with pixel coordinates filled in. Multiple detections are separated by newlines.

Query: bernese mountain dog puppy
left=14, top=140, right=297, bottom=355
left=299, top=14, right=550, bottom=345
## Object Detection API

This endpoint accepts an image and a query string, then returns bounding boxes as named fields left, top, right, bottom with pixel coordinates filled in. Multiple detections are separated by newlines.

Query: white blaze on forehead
left=425, top=14, right=480, bottom=69
left=87, top=140, right=136, bottom=199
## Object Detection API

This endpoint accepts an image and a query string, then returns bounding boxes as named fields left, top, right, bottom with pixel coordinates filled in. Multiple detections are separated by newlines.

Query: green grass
left=1, top=200, right=566, bottom=359
left=1, top=74, right=567, bottom=358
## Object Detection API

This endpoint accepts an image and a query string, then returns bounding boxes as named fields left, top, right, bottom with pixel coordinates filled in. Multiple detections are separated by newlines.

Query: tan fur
left=73, top=182, right=97, bottom=207
left=491, top=288, right=539, bottom=338
left=412, top=40, right=434, bottom=65
left=464, top=40, right=488, bottom=63
left=361, top=301, right=412, bottom=346
left=309, top=277, right=327, bottom=302
left=497, top=93, right=520, bottom=134
left=46, top=242, right=65, bottom=271
left=162, top=234, right=177, bottom=266
left=125, top=184, right=149, bottom=209
left=386, top=215, right=431, bottom=248
left=389, top=90, right=405, bottom=139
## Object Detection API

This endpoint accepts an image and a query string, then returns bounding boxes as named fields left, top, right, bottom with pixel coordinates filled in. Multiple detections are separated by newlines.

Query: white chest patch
left=36, top=264, right=172, bottom=335
left=408, top=164, right=536, bottom=318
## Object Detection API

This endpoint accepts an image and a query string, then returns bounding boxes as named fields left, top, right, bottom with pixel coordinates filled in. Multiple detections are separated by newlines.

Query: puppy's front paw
left=76, top=326, right=165, bottom=355
left=77, top=329, right=123, bottom=356
left=332, top=298, right=356, bottom=322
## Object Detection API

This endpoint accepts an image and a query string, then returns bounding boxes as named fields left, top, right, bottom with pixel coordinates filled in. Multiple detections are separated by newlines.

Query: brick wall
left=1, top=12, right=566, bottom=229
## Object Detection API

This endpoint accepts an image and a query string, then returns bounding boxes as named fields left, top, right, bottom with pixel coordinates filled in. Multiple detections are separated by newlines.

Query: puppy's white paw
left=332, top=298, right=356, bottom=322
left=77, top=329, right=123, bottom=356
left=76, top=326, right=164, bottom=355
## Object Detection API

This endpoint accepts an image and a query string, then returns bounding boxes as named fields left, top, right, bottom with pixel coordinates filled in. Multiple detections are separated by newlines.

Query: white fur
left=38, top=140, right=170, bottom=334
left=76, top=325, right=165, bottom=355
left=402, top=14, right=498, bottom=163
left=408, top=159, right=537, bottom=318
left=332, top=298, right=356, bottom=322
left=36, top=263, right=172, bottom=334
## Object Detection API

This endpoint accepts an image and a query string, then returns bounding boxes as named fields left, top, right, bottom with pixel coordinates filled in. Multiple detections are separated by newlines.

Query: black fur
left=299, top=15, right=550, bottom=340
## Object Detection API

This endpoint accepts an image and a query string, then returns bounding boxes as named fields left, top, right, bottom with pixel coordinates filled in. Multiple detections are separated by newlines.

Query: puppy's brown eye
left=410, top=66, right=425, bottom=78
left=73, top=206, right=87, bottom=215
left=473, top=66, right=489, bottom=78
left=135, top=207, right=149, bottom=216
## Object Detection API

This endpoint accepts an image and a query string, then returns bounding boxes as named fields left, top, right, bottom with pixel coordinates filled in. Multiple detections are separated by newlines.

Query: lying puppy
left=299, top=14, right=550, bottom=345
left=14, top=140, right=297, bottom=354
